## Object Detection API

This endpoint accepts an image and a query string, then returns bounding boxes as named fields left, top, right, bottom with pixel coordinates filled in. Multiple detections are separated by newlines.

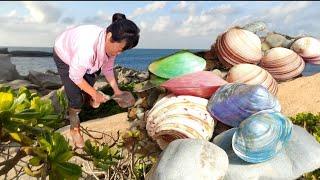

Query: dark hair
left=107, top=13, right=140, bottom=51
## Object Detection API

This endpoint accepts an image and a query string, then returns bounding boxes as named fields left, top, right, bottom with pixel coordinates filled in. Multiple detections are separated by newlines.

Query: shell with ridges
left=226, top=64, right=278, bottom=95
left=232, top=110, right=292, bottom=163
left=260, top=47, right=305, bottom=81
left=215, top=28, right=262, bottom=68
left=146, top=94, right=215, bottom=149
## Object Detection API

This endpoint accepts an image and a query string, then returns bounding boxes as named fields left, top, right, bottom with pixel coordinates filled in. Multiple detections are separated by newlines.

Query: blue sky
left=0, top=1, right=319, bottom=49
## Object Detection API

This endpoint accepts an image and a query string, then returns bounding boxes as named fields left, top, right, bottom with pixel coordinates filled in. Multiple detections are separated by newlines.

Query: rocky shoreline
left=0, top=47, right=52, bottom=57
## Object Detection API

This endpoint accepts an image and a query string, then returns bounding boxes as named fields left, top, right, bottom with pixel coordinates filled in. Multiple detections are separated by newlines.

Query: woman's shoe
left=70, top=127, right=84, bottom=148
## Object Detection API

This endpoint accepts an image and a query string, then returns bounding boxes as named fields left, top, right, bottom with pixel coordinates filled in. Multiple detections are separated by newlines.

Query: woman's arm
left=103, top=57, right=122, bottom=95
left=76, top=78, right=106, bottom=103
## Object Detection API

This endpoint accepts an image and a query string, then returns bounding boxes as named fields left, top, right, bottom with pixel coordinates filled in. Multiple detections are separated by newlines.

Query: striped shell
left=232, top=110, right=292, bottom=163
left=226, top=64, right=278, bottom=95
left=146, top=94, right=215, bottom=150
left=260, top=47, right=305, bottom=81
left=215, top=28, right=262, bottom=68
left=291, top=37, right=320, bottom=64
left=207, top=83, right=281, bottom=127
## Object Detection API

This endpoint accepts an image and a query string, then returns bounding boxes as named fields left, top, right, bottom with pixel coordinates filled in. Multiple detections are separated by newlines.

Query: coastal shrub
left=290, top=112, right=320, bottom=180
left=0, top=86, right=81, bottom=179
left=0, top=85, right=159, bottom=179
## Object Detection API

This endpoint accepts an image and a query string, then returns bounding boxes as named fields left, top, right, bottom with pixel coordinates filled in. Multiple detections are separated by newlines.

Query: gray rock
left=27, top=70, right=62, bottom=89
left=266, top=33, right=287, bottom=48
left=0, top=54, right=22, bottom=82
left=146, top=139, right=229, bottom=180
left=0, top=79, right=40, bottom=90
left=212, top=125, right=320, bottom=180
left=242, top=21, right=267, bottom=33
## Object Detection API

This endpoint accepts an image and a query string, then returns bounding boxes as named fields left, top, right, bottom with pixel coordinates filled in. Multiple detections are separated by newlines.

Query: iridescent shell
left=291, top=37, right=320, bottom=59
left=226, top=64, right=278, bottom=95
left=148, top=50, right=206, bottom=79
left=146, top=94, right=215, bottom=149
left=232, top=110, right=292, bottom=163
left=161, top=71, right=228, bottom=98
left=207, top=83, right=281, bottom=127
left=260, top=47, right=305, bottom=81
left=215, top=28, right=262, bottom=68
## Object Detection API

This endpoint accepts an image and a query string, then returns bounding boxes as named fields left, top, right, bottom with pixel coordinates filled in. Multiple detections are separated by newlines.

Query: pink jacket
left=54, top=25, right=115, bottom=84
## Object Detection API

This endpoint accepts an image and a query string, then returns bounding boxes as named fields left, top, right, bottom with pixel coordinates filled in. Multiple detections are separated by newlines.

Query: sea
left=5, top=47, right=320, bottom=76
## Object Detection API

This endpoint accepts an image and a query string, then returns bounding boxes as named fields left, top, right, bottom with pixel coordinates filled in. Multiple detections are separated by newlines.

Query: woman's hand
left=92, top=91, right=108, bottom=104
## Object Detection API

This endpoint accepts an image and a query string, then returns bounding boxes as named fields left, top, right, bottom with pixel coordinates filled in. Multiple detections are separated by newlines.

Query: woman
left=53, top=13, right=140, bottom=148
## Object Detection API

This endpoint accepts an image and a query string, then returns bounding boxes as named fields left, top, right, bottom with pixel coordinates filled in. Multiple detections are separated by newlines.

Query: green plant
left=290, top=112, right=320, bottom=180
left=0, top=86, right=81, bottom=179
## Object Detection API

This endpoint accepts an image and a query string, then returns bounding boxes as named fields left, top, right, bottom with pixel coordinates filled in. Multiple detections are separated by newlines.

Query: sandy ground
left=277, top=73, right=320, bottom=117
left=56, top=112, right=135, bottom=147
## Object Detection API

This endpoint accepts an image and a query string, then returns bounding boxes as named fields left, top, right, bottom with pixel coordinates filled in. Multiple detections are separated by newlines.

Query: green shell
left=148, top=50, right=206, bottom=79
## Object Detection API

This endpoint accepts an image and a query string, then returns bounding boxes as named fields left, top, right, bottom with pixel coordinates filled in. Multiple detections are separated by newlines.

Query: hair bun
left=112, top=13, right=126, bottom=23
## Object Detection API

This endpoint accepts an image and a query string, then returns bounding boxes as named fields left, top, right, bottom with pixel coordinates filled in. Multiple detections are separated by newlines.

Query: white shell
left=291, top=37, right=320, bottom=58
left=146, top=94, right=215, bottom=149
left=226, top=64, right=278, bottom=95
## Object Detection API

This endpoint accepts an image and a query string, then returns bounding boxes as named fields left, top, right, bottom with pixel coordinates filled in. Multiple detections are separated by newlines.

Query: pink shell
left=161, top=71, right=228, bottom=98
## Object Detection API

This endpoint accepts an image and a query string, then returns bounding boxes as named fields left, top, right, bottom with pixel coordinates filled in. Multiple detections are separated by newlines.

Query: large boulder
left=0, top=54, right=22, bottom=82
left=213, top=125, right=320, bottom=180
left=146, top=139, right=229, bottom=180
left=27, top=70, right=62, bottom=89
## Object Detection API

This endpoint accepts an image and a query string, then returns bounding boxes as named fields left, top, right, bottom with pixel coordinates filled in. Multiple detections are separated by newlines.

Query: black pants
left=53, top=49, right=101, bottom=109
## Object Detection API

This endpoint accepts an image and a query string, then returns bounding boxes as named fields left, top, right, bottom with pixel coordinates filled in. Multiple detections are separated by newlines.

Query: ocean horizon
left=3, top=46, right=320, bottom=77
left=6, top=47, right=206, bottom=76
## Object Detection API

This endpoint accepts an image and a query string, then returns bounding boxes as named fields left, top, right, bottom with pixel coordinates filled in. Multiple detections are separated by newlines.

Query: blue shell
left=232, top=110, right=292, bottom=163
left=207, top=83, right=281, bottom=127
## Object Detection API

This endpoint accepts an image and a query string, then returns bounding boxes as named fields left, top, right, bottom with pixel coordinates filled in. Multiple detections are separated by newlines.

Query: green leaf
left=55, top=151, right=73, bottom=163
left=29, top=157, right=42, bottom=166
left=52, top=162, right=82, bottom=180
left=0, top=92, right=14, bottom=111
left=39, top=138, right=52, bottom=153
left=13, top=110, right=41, bottom=119
left=9, top=132, right=21, bottom=142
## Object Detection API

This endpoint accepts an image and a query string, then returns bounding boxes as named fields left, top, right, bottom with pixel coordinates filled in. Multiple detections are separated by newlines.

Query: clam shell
left=161, top=71, right=228, bottom=98
left=291, top=37, right=320, bottom=59
left=226, top=64, right=278, bottom=95
left=215, top=28, right=262, bottom=68
left=207, top=83, right=281, bottom=127
left=260, top=47, right=305, bottom=81
left=232, top=110, right=292, bottom=163
left=146, top=94, right=215, bottom=149
left=148, top=50, right=206, bottom=79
